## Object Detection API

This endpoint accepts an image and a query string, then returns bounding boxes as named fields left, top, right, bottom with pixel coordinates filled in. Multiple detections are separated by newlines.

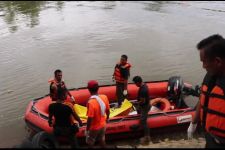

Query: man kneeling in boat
left=49, top=69, right=75, bottom=103
left=133, top=76, right=151, bottom=144
left=86, top=80, right=110, bottom=148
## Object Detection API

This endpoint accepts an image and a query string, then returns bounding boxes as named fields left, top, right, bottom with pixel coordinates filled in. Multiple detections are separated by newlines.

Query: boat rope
left=32, top=101, right=48, bottom=121
left=32, top=105, right=42, bottom=119
left=160, top=109, right=192, bottom=117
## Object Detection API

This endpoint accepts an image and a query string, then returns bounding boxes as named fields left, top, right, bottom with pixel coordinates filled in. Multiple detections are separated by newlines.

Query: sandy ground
left=107, top=132, right=206, bottom=148
left=78, top=131, right=206, bottom=148
left=114, top=137, right=205, bottom=148
left=13, top=130, right=206, bottom=148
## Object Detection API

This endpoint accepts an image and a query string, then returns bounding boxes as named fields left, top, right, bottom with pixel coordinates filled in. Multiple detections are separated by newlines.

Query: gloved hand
left=187, top=122, right=197, bottom=140
left=71, top=96, right=75, bottom=103
left=123, top=90, right=128, bottom=96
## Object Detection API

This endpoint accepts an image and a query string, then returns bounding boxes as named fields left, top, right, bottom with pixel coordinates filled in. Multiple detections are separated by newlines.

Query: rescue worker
left=187, top=34, right=225, bottom=148
left=48, top=98, right=83, bottom=148
left=112, top=55, right=131, bottom=107
left=49, top=69, right=75, bottom=103
left=85, top=80, right=110, bottom=148
left=133, top=76, right=151, bottom=144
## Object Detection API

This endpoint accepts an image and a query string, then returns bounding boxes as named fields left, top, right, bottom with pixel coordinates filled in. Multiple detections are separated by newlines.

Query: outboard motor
left=183, top=84, right=201, bottom=97
left=167, top=76, right=187, bottom=108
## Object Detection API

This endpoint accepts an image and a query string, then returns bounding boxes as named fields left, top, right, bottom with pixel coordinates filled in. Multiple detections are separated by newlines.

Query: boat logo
left=177, top=115, right=192, bottom=124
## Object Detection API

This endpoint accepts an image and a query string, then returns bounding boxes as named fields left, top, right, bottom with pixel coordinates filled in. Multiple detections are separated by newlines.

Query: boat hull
left=24, top=80, right=195, bottom=144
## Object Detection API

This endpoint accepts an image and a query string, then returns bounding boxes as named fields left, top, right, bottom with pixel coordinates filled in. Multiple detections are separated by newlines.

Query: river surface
left=1, top=1, right=225, bottom=147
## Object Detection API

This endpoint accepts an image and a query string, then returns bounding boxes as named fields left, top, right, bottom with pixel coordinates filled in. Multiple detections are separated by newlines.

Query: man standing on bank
left=187, top=34, right=225, bottom=148
left=133, top=76, right=151, bottom=144
left=113, top=55, right=131, bottom=107
left=85, top=80, right=110, bottom=148
left=48, top=94, right=83, bottom=148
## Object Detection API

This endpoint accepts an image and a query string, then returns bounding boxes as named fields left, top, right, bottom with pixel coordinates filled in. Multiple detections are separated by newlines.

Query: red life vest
left=200, top=74, right=225, bottom=138
left=113, top=62, right=131, bottom=83
left=48, top=78, right=67, bottom=101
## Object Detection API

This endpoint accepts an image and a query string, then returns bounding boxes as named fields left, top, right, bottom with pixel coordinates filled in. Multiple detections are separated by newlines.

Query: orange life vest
left=200, top=74, right=225, bottom=138
left=48, top=78, right=67, bottom=101
left=113, top=62, right=131, bottom=83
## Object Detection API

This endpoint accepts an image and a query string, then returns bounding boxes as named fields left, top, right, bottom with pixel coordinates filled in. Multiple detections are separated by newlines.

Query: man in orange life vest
left=85, top=80, right=110, bottom=148
left=49, top=69, right=75, bottom=103
left=113, top=55, right=131, bottom=107
left=187, top=34, right=225, bottom=148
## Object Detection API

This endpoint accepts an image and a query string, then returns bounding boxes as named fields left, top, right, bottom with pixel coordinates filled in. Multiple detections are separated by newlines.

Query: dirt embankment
left=110, top=132, right=205, bottom=148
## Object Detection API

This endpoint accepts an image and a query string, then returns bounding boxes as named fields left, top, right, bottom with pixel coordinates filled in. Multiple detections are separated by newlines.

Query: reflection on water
left=74, top=1, right=117, bottom=10
left=0, top=1, right=64, bottom=33
left=202, top=8, right=225, bottom=13
left=0, top=1, right=120, bottom=33
left=143, top=1, right=166, bottom=12
left=102, top=1, right=116, bottom=10
left=55, top=1, right=64, bottom=12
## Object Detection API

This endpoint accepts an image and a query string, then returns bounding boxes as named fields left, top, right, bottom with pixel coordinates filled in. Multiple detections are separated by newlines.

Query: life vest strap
left=210, top=127, right=225, bottom=134
left=202, top=106, right=225, bottom=118
left=202, top=91, right=225, bottom=100
left=202, top=76, right=217, bottom=129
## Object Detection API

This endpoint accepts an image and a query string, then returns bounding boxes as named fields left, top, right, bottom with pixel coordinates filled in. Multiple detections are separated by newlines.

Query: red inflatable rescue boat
left=24, top=76, right=199, bottom=145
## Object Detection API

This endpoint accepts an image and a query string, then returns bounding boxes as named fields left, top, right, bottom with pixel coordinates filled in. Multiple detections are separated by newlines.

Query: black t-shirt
left=48, top=103, right=73, bottom=127
left=137, top=83, right=150, bottom=106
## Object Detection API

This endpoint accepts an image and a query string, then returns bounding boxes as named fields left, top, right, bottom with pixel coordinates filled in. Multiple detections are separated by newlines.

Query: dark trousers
left=116, top=82, right=126, bottom=106
left=205, top=132, right=225, bottom=148
left=137, top=105, right=150, bottom=136
left=53, top=125, right=79, bottom=148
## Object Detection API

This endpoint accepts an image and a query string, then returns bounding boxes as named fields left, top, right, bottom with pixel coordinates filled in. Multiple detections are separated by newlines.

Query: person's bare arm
left=137, top=97, right=146, bottom=105
left=193, top=101, right=200, bottom=124
left=106, top=108, right=110, bottom=121
left=64, top=84, right=76, bottom=103
left=48, top=115, right=53, bottom=127
left=64, top=84, right=72, bottom=97
left=124, top=80, right=128, bottom=90
left=50, top=84, right=57, bottom=98
left=86, top=117, right=93, bottom=131
left=48, top=106, right=53, bottom=127
left=72, top=109, right=82, bottom=126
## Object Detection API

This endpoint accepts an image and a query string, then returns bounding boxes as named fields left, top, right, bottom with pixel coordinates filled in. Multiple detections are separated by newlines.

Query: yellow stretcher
left=73, top=99, right=133, bottom=120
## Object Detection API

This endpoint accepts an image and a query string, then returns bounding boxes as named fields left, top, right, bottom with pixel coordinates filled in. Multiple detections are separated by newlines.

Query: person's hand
left=139, top=99, right=145, bottom=104
left=79, top=121, right=83, bottom=127
left=187, top=122, right=197, bottom=140
left=48, top=120, right=52, bottom=127
left=70, top=96, right=75, bottom=103
left=123, top=90, right=128, bottom=96
left=133, top=100, right=139, bottom=105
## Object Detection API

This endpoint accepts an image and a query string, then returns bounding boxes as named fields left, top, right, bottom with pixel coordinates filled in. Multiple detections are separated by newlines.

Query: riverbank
left=13, top=130, right=206, bottom=148
left=80, top=131, right=206, bottom=148
left=115, top=132, right=205, bottom=148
